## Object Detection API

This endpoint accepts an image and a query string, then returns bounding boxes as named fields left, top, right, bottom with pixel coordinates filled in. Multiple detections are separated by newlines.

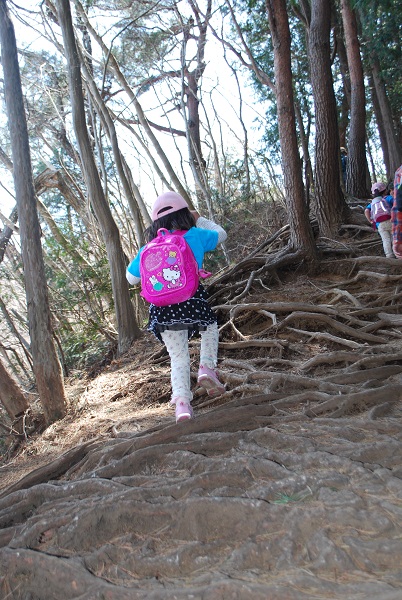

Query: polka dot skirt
left=148, top=283, right=217, bottom=342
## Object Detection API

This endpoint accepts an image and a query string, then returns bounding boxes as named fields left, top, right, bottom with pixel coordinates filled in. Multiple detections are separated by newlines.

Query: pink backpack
left=371, top=196, right=391, bottom=223
left=140, top=229, right=200, bottom=306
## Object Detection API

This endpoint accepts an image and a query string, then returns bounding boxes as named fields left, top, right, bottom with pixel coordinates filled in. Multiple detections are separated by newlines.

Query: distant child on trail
left=126, top=191, right=227, bottom=423
left=364, top=182, right=394, bottom=258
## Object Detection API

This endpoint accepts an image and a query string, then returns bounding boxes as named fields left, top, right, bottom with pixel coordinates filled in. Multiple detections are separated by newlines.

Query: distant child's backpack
left=140, top=229, right=200, bottom=306
left=371, top=196, right=391, bottom=223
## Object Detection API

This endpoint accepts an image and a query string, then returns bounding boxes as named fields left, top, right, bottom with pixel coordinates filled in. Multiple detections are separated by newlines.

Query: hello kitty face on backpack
left=162, top=266, right=181, bottom=284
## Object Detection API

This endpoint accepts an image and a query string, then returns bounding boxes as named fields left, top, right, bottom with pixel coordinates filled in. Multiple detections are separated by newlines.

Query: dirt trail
left=1, top=234, right=402, bottom=598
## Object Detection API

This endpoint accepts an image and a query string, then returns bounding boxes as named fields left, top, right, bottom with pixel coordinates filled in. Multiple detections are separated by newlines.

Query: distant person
left=340, top=147, right=348, bottom=185
left=126, top=191, right=227, bottom=423
left=392, top=165, right=402, bottom=259
left=364, top=182, right=394, bottom=258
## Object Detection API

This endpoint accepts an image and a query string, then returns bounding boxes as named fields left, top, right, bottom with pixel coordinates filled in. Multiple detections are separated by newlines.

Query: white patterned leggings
left=160, top=322, right=219, bottom=403
left=377, top=220, right=394, bottom=257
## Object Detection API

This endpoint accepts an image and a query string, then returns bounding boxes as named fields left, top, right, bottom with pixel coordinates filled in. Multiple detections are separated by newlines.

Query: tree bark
left=0, top=0, right=67, bottom=424
left=177, top=0, right=212, bottom=207
left=294, top=100, right=313, bottom=199
left=369, top=76, right=388, bottom=180
left=73, top=0, right=193, bottom=207
left=0, top=205, right=17, bottom=263
left=332, top=4, right=350, bottom=148
left=370, top=57, right=402, bottom=178
left=340, top=0, right=370, bottom=197
left=79, top=57, right=145, bottom=247
left=265, top=0, right=316, bottom=260
left=0, top=357, right=29, bottom=432
left=309, top=0, right=349, bottom=236
left=0, top=296, right=32, bottom=368
left=55, top=0, right=141, bottom=355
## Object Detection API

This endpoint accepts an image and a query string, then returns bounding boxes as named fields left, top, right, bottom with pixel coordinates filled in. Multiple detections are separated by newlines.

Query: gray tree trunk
left=74, top=0, right=192, bottom=207
left=340, top=0, right=370, bottom=198
left=0, top=357, right=29, bottom=433
left=265, top=0, right=316, bottom=260
left=55, top=0, right=141, bottom=354
left=309, top=0, right=350, bottom=237
left=0, top=0, right=67, bottom=424
left=370, top=58, right=402, bottom=178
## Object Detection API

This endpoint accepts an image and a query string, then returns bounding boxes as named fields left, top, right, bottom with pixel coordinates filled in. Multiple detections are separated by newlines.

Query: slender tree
left=308, top=0, right=349, bottom=236
left=370, top=56, right=402, bottom=177
left=74, top=0, right=193, bottom=207
left=55, top=0, right=141, bottom=355
left=0, top=0, right=67, bottom=424
left=176, top=0, right=212, bottom=206
left=340, top=0, right=370, bottom=197
left=265, top=0, right=316, bottom=259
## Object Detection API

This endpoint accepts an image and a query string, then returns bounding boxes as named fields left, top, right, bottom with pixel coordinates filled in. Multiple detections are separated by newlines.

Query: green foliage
left=40, top=216, right=116, bottom=369
left=357, top=0, right=402, bottom=123
left=1, top=0, right=399, bottom=381
left=272, top=490, right=312, bottom=504
left=62, top=331, right=111, bottom=369
left=224, top=0, right=314, bottom=162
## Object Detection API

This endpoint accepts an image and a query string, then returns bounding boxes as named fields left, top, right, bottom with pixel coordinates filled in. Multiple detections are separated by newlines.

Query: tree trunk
left=0, top=0, right=67, bottom=424
left=55, top=0, right=141, bottom=355
left=309, top=0, right=349, bottom=237
left=79, top=57, right=146, bottom=247
left=34, top=166, right=93, bottom=231
left=176, top=0, right=212, bottom=208
left=265, top=0, right=316, bottom=260
left=332, top=4, right=350, bottom=148
left=74, top=0, right=193, bottom=208
left=0, top=296, right=32, bottom=368
left=340, top=0, right=370, bottom=197
left=0, top=205, right=17, bottom=263
left=369, top=76, right=388, bottom=180
left=294, top=100, right=314, bottom=200
left=0, top=357, right=29, bottom=433
left=370, top=58, right=402, bottom=178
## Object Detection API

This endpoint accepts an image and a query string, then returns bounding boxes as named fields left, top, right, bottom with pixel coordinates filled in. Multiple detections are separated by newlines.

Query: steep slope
left=1, top=220, right=402, bottom=599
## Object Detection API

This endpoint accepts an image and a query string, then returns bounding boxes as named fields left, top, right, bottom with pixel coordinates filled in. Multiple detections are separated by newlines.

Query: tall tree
left=177, top=0, right=212, bottom=206
left=332, top=4, right=350, bottom=149
left=73, top=0, right=193, bottom=208
left=0, top=0, right=67, bottom=424
left=265, top=0, right=316, bottom=259
left=55, top=0, right=141, bottom=355
left=370, top=56, right=402, bottom=178
left=308, top=0, right=349, bottom=236
left=340, top=0, right=370, bottom=197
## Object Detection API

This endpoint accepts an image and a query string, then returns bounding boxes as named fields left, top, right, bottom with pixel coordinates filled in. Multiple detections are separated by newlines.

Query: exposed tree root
left=195, top=231, right=402, bottom=422
left=1, top=225, right=402, bottom=508
left=2, top=224, right=402, bottom=599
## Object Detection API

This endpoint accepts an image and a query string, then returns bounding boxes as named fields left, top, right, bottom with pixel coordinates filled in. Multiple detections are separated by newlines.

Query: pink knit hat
left=371, top=182, right=386, bottom=195
left=151, top=192, right=189, bottom=221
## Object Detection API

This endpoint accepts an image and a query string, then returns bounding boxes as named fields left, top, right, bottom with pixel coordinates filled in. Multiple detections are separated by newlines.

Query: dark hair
left=145, top=207, right=196, bottom=242
left=372, top=187, right=386, bottom=197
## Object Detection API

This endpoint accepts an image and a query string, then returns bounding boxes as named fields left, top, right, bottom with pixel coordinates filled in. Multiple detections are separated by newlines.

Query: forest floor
left=1, top=204, right=402, bottom=598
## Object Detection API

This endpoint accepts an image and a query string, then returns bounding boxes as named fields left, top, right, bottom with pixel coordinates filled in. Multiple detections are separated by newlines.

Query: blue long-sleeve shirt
left=126, top=217, right=226, bottom=285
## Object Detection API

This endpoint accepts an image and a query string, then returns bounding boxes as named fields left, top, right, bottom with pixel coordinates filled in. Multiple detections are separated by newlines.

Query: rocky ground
left=1, top=211, right=402, bottom=599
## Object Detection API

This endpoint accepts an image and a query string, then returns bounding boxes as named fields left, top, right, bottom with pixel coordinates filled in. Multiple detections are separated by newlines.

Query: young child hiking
left=364, top=182, right=395, bottom=258
left=126, top=191, right=227, bottom=423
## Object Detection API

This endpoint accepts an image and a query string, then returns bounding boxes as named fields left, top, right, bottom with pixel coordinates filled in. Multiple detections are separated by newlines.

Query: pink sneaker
left=197, top=365, right=225, bottom=397
left=173, top=399, right=193, bottom=423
